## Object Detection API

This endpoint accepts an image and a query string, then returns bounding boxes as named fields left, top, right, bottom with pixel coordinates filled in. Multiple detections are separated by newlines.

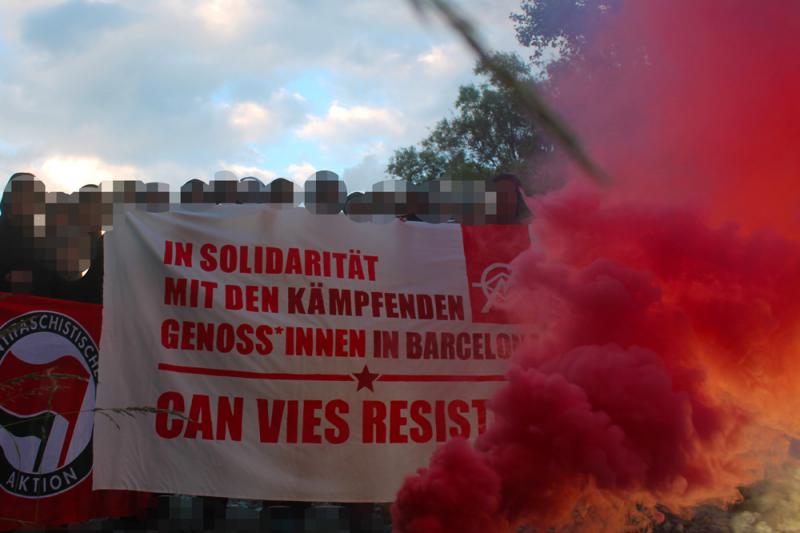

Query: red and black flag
left=0, top=292, right=152, bottom=530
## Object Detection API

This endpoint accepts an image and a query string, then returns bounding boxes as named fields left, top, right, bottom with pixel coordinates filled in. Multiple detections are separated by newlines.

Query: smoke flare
left=392, top=1, right=800, bottom=531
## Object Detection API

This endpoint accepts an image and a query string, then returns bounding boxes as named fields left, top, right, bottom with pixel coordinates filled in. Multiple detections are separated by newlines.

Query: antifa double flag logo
left=462, top=225, right=531, bottom=324
left=0, top=312, right=97, bottom=498
left=0, top=353, right=89, bottom=472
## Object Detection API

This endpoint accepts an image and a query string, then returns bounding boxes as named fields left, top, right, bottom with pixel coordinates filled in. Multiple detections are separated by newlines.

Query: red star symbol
left=352, top=365, right=380, bottom=392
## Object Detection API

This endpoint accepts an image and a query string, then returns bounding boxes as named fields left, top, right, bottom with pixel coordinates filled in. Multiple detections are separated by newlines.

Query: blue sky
left=0, top=0, right=530, bottom=193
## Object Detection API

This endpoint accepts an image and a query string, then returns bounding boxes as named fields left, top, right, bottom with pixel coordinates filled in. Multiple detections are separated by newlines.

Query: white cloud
left=365, top=140, right=388, bottom=156
left=219, top=89, right=309, bottom=143
left=286, top=162, right=316, bottom=186
left=415, top=43, right=468, bottom=79
left=217, top=162, right=316, bottom=187
left=190, top=0, right=256, bottom=34
left=36, top=155, right=141, bottom=192
left=297, top=102, right=406, bottom=145
left=418, top=46, right=446, bottom=66
left=227, top=101, right=272, bottom=141
left=343, top=154, right=390, bottom=193
left=217, top=164, right=276, bottom=183
left=271, top=88, right=306, bottom=104
left=0, top=0, right=529, bottom=191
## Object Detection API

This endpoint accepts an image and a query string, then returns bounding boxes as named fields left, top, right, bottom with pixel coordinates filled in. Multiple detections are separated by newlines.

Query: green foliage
left=387, top=52, right=549, bottom=185
left=511, top=0, right=622, bottom=73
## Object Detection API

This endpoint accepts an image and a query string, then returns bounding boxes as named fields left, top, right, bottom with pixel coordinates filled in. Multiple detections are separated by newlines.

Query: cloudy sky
left=0, top=0, right=530, bottom=194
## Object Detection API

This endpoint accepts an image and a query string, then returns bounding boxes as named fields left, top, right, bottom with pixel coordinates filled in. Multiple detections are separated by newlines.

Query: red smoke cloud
left=392, top=1, right=800, bottom=531
left=555, top=1, right=800, bottom=234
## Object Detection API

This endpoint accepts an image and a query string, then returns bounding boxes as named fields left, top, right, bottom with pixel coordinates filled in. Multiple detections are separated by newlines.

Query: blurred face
left=5, top=179, right=46, bottom=221
left=494, top=179, right=519, bottom=224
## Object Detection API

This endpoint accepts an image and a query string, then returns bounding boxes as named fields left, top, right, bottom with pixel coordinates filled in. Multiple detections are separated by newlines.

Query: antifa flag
left=0, top=293, right=152, bottom=530
left=0, top=353, right=89, bottom=472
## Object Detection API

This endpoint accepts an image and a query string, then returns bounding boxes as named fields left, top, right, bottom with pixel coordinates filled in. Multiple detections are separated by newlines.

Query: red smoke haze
left=392, top=1, right=800, bottom=531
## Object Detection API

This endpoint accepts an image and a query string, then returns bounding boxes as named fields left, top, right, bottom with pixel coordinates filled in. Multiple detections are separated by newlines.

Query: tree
left=511, top=0, right=623, bottom=74
left=386, top=52, right=550, bottom=185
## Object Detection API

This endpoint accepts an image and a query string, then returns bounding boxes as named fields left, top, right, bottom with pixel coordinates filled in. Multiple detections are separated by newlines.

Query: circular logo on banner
left=471, top=263, right=513, bottom=313
left=0, top=311, right=97, bottom=498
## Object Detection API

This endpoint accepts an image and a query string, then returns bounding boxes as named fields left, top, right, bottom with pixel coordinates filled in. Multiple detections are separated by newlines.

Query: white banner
left=94, top=205, right=530, bottom=501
